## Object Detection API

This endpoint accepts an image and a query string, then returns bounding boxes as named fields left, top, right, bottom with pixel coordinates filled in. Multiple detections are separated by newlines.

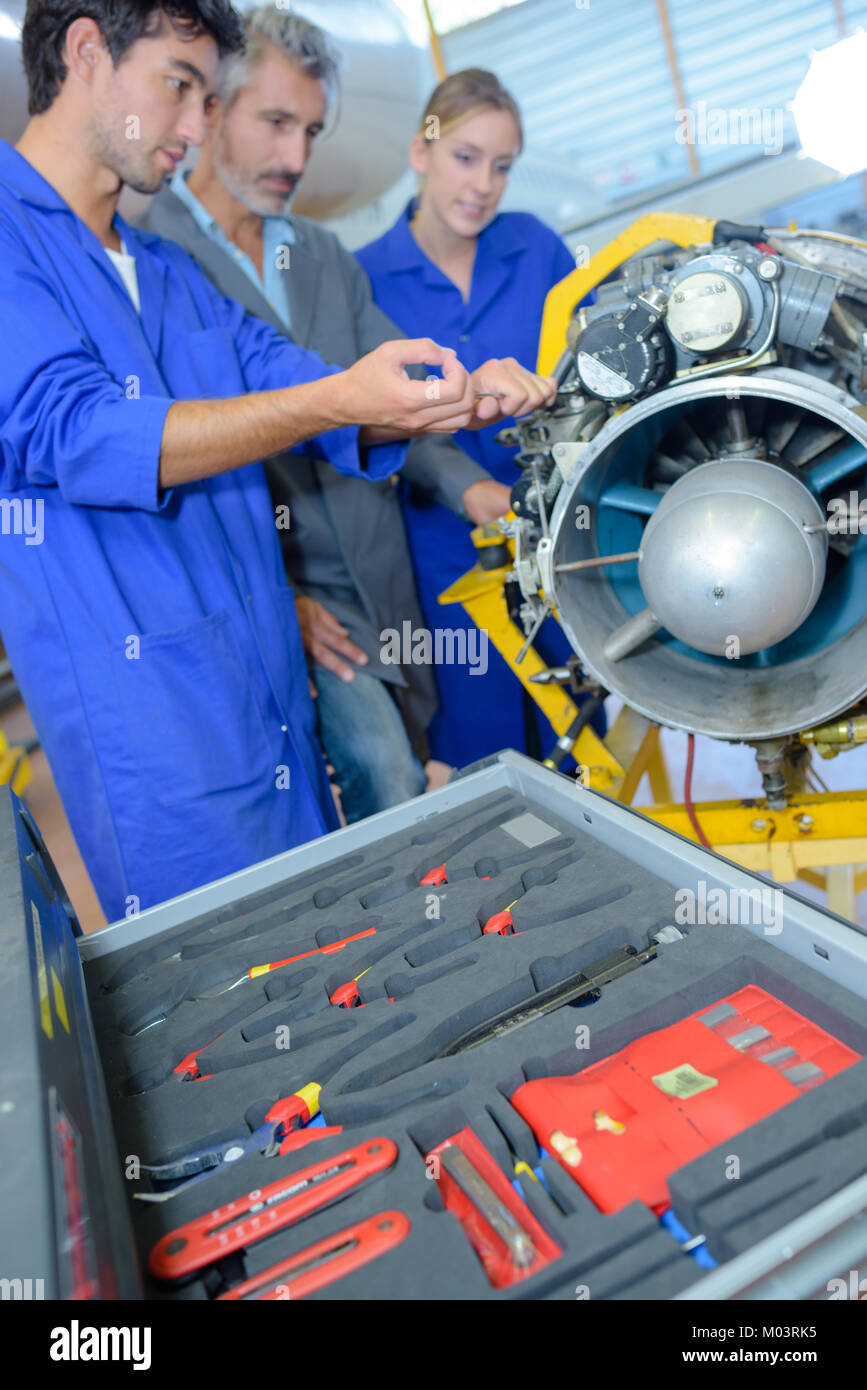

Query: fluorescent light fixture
left=424, top=0, right=528, bottom=35
left=793, top=29, right=867, bottom=176
left=387, top=0, right=430, bottom=45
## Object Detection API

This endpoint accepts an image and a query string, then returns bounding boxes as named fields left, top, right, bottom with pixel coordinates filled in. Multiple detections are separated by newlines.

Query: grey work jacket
left=140, top=188, right=489, bottom=760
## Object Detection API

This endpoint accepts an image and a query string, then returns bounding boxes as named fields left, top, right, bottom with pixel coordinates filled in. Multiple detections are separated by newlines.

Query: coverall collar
left=385, top=197, right=527, bottom=276
left=385, top=197, right=527, bottom=331
left=0, top=142, right=169, bottom=357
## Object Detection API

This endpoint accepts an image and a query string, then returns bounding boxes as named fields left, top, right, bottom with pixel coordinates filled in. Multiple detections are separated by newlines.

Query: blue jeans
left=313, top=665, right=427, bottom=824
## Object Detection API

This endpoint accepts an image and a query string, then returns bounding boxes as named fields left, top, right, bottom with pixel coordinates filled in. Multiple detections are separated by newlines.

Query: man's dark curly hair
left=21, top=0, right=245, bottom=115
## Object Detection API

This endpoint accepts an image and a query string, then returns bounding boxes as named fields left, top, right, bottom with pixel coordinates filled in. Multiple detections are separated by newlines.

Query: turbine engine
left=500, top=222, right=867, bottom=780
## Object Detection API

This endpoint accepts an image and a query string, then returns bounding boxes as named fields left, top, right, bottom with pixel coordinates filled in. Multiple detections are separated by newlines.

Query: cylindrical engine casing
left=544, top=369, right=867, bottom=741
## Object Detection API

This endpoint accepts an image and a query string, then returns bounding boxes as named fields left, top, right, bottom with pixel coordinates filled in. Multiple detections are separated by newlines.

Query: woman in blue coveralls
left=357, top=68, right=598, bottom=770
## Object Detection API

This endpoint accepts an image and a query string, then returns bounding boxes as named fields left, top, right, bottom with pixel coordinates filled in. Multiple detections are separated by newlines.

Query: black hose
left=542, top=688, right=608, bottom=772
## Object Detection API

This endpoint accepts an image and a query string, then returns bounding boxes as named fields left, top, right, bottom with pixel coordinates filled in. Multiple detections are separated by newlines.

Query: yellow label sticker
left=549, top=1129, right=583, bottom=1166
left=51, top=967, right=70, bottom=1034
left=31, top=903, right=52, bottom=1039
left=652, top=1063, right=718, bottom=1099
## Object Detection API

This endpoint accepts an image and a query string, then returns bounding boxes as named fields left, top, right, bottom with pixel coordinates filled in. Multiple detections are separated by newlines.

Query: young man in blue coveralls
left=0, top=0, right=557, bottom=922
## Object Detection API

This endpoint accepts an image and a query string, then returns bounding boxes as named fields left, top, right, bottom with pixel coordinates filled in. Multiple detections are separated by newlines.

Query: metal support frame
left=537, top=211, right=717, bottom=375
left=448, top=207, right=867, bottom=920
left=440, top=559, right=867, bottom=921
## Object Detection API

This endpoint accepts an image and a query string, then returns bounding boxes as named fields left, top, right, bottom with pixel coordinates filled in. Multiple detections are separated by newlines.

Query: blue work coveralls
left=0, top=142, right=404, bottom=922
left=357, top=204, right=591, bottom=767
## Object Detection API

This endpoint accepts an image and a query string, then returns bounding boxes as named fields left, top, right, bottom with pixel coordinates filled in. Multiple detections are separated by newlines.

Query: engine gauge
left=574, top=301, right=672, bottom=402
left=665, top=270, right=747, bottom=352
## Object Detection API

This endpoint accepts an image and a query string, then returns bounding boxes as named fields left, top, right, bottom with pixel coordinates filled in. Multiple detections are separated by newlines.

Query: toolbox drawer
left=2, top=751, right=867, bottom=1300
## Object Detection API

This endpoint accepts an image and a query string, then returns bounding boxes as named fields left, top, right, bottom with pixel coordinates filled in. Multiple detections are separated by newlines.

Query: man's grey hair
left=216, top=6, right=342, bottom=109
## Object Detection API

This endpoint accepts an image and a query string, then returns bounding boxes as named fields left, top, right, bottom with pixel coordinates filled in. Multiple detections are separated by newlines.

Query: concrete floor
left=4, top=698, right=106, bottom=933
left=5, top=695, right=867, bottom=935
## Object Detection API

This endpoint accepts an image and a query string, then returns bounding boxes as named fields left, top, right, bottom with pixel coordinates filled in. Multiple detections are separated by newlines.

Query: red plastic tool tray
left=512, top=985, right=860, bottom=1215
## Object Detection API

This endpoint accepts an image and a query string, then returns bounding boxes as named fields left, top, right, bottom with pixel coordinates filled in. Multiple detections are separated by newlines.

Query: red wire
left=684, top=733, right=712, bottom=849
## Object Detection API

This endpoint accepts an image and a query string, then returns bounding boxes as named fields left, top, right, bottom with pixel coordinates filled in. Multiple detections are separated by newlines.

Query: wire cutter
left=134, top=1085, right=334, bottom=1204
left=134, top=1014, right=415, bottom=1202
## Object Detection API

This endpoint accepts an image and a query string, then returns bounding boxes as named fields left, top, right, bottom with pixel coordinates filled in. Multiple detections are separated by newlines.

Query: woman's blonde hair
left=419, top=68, right=524, bottom=152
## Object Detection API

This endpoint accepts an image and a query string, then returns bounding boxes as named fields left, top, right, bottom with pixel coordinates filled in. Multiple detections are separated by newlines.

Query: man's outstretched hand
left=157, top=339, right=557, bottom=489
left=342, top=340, right=558, bottom=445
left=461, top=478, right=512, bottom=524
left=341, top=339, right=477, bottom=441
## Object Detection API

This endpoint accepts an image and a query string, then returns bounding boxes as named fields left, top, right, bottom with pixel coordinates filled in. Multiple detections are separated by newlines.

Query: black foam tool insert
left=84, top=788, right=867, bottom=1300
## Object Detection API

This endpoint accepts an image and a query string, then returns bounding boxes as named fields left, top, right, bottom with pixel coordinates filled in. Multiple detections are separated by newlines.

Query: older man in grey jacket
left=141, top=6, right=513, bottom=822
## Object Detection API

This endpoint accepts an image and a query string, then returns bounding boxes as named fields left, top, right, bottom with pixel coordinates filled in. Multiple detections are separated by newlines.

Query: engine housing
left=501, top=226, right=867, bottom=743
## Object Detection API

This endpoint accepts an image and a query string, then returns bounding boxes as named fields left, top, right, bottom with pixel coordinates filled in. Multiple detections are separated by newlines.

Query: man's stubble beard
left=213, top=150, right=273, bottom=217
left=87, top=110, right=166, bottom=197
left=213, top=125, right=296, bottom=218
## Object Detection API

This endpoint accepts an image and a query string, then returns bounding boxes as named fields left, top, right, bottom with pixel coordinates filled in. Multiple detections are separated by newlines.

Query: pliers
left=134, top=1084, right=333, bottom=1203
left=134, top=1012, right=415, bottom=1202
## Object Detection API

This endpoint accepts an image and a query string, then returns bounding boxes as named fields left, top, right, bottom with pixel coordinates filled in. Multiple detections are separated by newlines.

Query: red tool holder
left=267, top=1084, right=326, bottom=1138
left=54, top=1109, right=98, bottom=1300
left=482, top=909, right=518, bottom=936
left=149, top=1137, right=397, bottom=1281
left=173, top=1033, right=222, bottom=1082
left=512, top=985, right=860, bottom=1216
left=216, top=1210, right=411, bottom=1300
left=330, top=980, right=362, bottom=1008
left=419, top=865, right=448, bottom=886
left=426, top=1127, right=560, bottom=1289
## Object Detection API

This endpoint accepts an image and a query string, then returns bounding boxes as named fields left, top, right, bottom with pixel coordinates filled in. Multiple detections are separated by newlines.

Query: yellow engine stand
left=440, top=544, right=867, bottom=920
left=0, top=729, right=32, bottom=796
left=643, top=781, right=867, bottom=921
left=438, top=550, right=672, bottom=802
left=438, top=208, right=867, bottom=921
left=536, top=210, right=717, bottom=375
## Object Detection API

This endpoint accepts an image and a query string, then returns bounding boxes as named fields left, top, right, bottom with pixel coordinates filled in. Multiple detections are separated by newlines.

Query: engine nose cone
left=637, top=458, right=828, bottom=655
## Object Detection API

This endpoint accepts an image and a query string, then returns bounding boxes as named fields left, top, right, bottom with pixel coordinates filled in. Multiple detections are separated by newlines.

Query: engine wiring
left=684, top=733, right=713, bottom=850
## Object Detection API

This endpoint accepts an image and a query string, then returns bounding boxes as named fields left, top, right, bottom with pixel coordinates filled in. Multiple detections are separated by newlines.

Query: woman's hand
left=468, top=358, right=558, bottom=426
